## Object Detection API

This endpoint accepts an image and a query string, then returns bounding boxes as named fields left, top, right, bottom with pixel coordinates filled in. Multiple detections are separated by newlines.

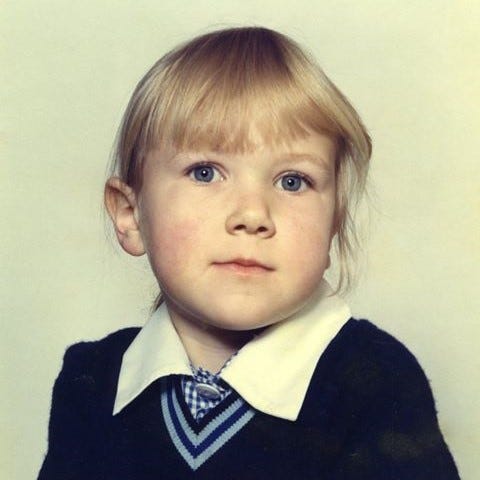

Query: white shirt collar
left=113, top=279, right=351, bottom=421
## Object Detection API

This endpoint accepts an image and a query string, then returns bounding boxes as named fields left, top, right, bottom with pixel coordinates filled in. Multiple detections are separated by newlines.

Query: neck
left=166, top=304, right=254, bottom=373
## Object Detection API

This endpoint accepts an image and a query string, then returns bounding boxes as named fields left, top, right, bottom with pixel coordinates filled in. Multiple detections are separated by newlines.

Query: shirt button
left=196, top=383, right=221, bottom=400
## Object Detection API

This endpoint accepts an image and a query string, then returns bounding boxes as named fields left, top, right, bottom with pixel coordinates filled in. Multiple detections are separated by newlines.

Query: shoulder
left=309, top=318, right=434, bottom=407
left=348, top=318, right=430, bottom=387
left=54, top=328, right=140, bottom=409
left=301, top=320, right=460, bottom=478
left=328, top=318, right=427, bottom=376
left=62, top=327, right=140, bottom=370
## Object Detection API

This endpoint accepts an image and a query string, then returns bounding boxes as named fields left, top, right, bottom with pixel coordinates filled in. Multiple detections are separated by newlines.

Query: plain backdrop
left=1, top=1, right=479, bottom=478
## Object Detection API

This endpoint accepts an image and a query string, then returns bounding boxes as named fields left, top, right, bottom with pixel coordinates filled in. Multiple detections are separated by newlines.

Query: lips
left=213, top=258, right=274, bottom=274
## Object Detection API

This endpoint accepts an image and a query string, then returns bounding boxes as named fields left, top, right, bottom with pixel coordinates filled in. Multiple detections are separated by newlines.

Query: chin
left=203, top=304, right=289, bottom=332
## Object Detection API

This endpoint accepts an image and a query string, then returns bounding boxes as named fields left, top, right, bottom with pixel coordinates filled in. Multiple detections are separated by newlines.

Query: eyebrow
left=163, top=150, right=204, bottom=166
left=273, top=153, right=334, bottom=171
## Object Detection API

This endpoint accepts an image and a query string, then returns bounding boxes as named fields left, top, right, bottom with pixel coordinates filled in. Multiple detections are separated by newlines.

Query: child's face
left=122, top=132, right=336, bottom=332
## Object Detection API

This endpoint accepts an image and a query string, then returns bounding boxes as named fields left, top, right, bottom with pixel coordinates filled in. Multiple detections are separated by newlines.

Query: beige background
left=2, top=1, right=479, bottom=478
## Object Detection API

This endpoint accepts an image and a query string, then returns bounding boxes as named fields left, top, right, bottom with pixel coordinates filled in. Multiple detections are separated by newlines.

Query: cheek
left=142, top=213, right=204, bottom=273
left=284, top=202, right=334, bottom=246
left=282, top=206, right=334, bottom=271
left=294, top=232, right=331, bottom=275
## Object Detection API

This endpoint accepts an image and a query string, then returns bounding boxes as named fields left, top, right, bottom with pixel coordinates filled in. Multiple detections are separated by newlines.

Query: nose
left=225, top=192, right=276, bottom=238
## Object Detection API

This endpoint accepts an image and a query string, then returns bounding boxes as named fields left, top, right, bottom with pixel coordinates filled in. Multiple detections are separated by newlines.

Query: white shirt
left=113, top=279, right=351, bottom=421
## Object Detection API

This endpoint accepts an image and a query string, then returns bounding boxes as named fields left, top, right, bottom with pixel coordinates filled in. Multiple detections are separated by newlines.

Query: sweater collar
left=113, top=279, right=351, bottom=421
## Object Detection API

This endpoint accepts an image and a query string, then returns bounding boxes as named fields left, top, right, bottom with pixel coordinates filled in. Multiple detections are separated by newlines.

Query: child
left=39, top=27, right=459, bottom=479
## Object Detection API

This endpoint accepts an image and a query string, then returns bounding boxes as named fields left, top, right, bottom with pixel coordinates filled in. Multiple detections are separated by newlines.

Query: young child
left=39, top=27, right=459, bottom=479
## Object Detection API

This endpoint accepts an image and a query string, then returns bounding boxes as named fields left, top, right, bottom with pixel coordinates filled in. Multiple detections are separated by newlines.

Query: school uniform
left=38, top=280, right=459, bottom=479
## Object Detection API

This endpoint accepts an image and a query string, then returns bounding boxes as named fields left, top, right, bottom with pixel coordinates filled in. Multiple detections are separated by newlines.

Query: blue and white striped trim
left=161, top=377, right=255, bottom=471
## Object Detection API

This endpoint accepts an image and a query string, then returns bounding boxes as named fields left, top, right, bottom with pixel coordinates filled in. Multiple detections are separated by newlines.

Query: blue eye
left=276, top=173, right=310, bottom=192
left=188, top=164, right=222, bottom=183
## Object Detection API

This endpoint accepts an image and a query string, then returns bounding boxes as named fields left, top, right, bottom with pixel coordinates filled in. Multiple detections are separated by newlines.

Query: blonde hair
left=109, top=26, right=371, bottom=306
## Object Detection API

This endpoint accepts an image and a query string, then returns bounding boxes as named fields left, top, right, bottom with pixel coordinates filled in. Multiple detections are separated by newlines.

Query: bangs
left=138, top=28, right=342, bottom=167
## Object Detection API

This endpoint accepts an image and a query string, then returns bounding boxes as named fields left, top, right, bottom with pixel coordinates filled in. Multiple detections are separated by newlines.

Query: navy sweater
left=38, top=319, right=459, bottom=479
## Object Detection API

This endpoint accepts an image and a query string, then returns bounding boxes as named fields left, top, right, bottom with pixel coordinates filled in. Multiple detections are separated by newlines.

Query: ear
left=104, top=177, right=146, bottom=256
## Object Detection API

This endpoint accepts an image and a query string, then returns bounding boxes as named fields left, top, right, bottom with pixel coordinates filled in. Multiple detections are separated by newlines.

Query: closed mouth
left=213, top=258, right=274, bottom=273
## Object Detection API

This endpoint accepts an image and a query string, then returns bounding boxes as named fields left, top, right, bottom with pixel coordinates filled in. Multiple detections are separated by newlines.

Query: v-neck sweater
left=38, top=318, right=459, bottom=479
